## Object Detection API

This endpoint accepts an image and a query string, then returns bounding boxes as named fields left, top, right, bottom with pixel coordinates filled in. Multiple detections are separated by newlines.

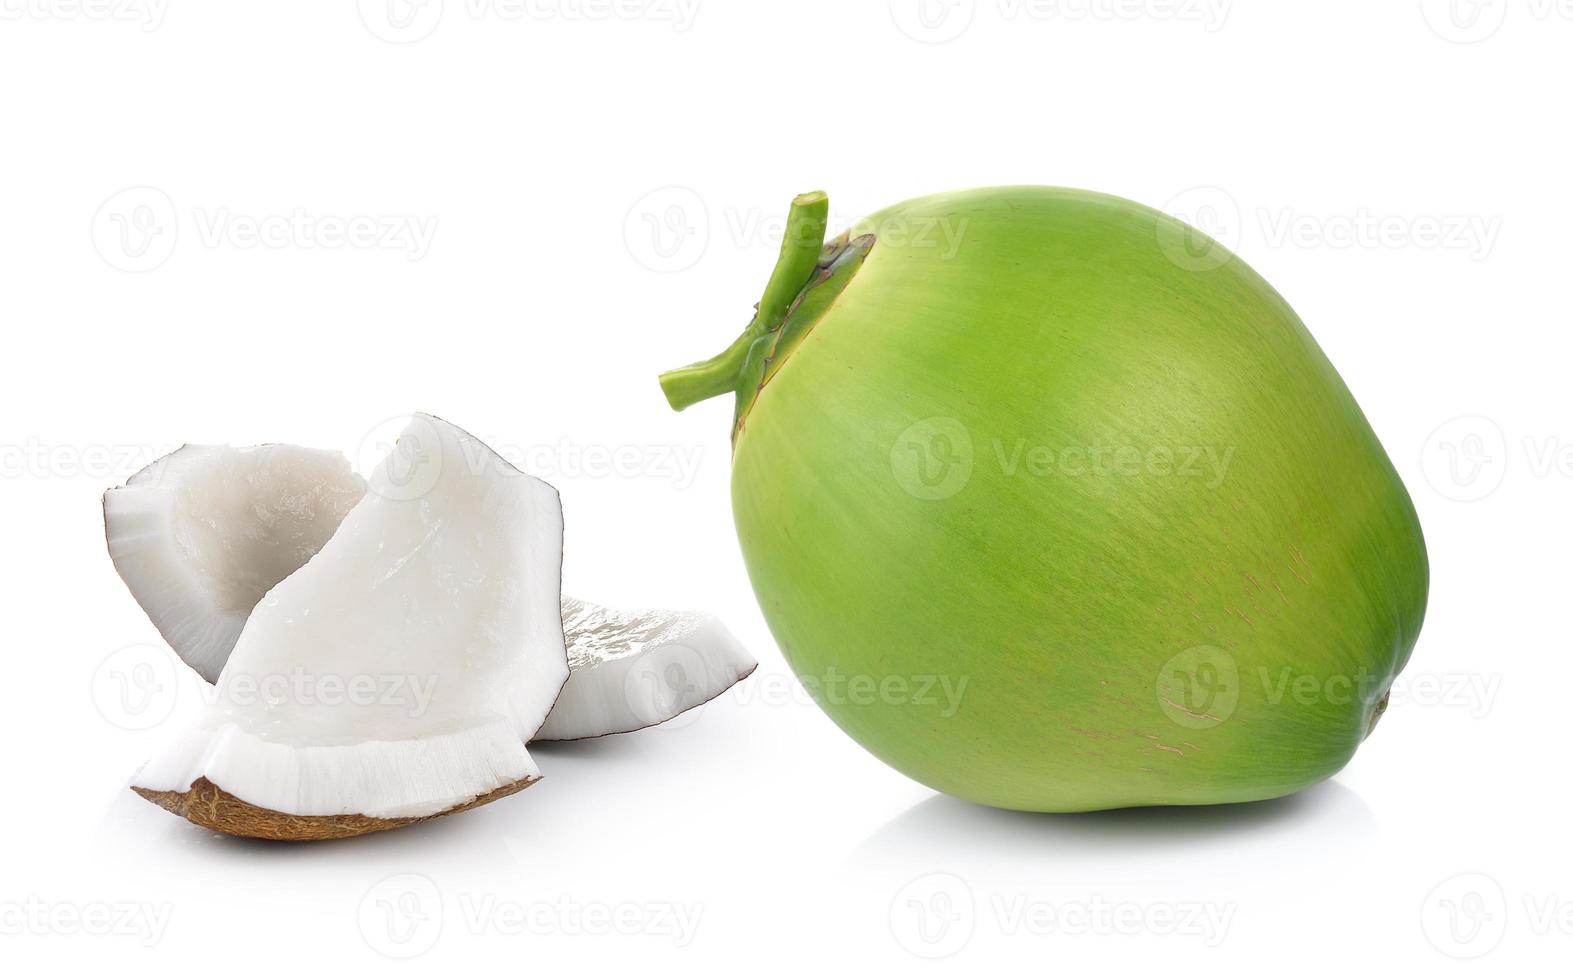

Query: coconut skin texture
left=663, top=187, right=1428, bottom=811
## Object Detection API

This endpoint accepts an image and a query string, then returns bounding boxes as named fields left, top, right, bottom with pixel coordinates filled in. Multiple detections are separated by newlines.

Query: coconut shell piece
left=133, top=775, right=540, bottom=842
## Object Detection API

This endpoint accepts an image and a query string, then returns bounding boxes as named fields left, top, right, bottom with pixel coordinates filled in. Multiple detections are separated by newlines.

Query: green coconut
left=661, top=187, right=1428, bottom=811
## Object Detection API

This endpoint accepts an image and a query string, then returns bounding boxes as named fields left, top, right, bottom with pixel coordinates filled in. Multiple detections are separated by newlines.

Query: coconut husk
left=133, top=775, right=539, bottom=842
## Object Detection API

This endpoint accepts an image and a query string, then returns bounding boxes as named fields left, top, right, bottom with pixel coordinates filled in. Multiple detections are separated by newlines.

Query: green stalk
left=656, top=333, right=753, bottom=411
left=659, top=191, right=829, bottom=411
left=753, top=190, right=830, bottom=332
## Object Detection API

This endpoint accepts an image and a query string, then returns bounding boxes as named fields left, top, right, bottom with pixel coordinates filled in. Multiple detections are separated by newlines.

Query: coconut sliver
left=539, top=597, right=755, bottom=741
left=104, top=432, right=757, bottom=742
left=102, top=444, right=368, bottom=684
left=131, top=414, right=569, bottom=838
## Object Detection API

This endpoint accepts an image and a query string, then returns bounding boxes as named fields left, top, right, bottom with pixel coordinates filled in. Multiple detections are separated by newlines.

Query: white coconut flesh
left=104, top=440, right=758, bottom=743
left=104, top=444, right=367, bottom=684
left=131, top=414, right=569, bottom=821
left=537, top=597, right=756, bottom=741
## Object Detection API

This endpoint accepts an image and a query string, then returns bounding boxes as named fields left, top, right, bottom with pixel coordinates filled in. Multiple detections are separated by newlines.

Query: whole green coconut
left=661, top=188, right=1427, bottom=811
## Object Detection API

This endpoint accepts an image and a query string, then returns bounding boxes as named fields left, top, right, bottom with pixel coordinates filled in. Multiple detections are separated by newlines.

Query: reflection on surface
left=853, top=779, right=1378, bottom=881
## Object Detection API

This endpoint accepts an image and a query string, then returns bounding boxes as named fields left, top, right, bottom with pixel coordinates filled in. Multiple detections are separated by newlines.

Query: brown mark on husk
left=1365, top=689, right=1391, bottom=738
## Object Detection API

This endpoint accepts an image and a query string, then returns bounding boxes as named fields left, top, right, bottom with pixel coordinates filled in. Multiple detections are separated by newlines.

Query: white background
left=1, top=0, right=1567, bottom=974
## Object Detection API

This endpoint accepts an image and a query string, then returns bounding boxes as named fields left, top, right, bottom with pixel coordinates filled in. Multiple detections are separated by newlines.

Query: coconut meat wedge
left=131, top=414, right=569, bottom=840
left=104, top=444, right=367, bottom=684
left=536, top=597, right=756, bottom=741
left=105, top=438, right=757, bottom=743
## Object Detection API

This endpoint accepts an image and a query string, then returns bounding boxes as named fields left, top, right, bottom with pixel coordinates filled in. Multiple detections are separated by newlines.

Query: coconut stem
left=657, top=334, right=752, bottom=410
left=755, top=191, right=830, bottom=333
left=659, top=191, right=830, bottom=411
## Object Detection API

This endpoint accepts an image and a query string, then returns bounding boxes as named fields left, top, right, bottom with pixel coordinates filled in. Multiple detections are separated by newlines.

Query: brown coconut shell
left=133, top=775, right=539, bottom=842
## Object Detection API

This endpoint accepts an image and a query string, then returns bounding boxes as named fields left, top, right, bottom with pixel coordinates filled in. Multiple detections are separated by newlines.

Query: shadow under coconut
left=95, top=779, right=553, bottom=879
left=852, top=779, right=1376, bottom=871
left=98, top=727, right=677, bottom=861
left=528, top=730, right=665, bottom=761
